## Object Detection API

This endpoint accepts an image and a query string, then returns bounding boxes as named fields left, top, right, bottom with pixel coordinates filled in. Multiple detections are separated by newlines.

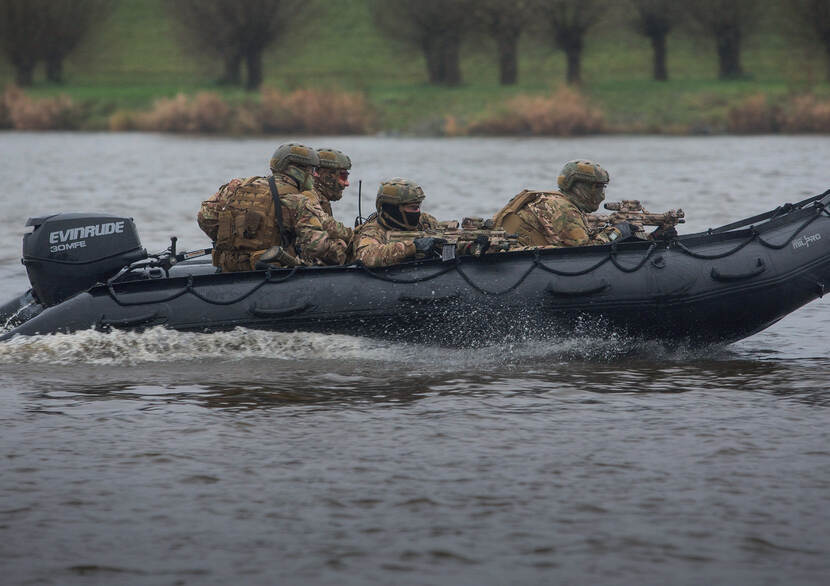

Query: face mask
left=316, top=169, right=344, bottom=201
left=569, top=182, right=606, bottom=212
left=379, top=203, right=420, bottom=230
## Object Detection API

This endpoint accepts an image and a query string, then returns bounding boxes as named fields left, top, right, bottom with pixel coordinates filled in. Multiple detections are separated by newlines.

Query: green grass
left=1, top=0, right=828, bottom=132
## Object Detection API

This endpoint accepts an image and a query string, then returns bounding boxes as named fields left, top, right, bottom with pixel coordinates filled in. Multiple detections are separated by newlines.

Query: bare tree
left=685, top=0, right=759, bottom=80
left=473, top=0, right=534, bottom=85
left=628, top=0, right=676, bottom=81
left=371, top=0, right=474, bottom=86
left=167, top=0, right=305, bottom=90
left=41, top=1, right=111, bottom=83
left=0, top=0, right=109, bottom=86
left=781, top=0, right=830, bottom=81
left=0, top=0, right=44, bottom=86
left=538, top=0, right=604, bottom=84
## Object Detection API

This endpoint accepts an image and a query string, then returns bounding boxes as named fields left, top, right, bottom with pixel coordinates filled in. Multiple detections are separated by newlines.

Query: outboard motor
left=22, top=213, right=147, bottom=306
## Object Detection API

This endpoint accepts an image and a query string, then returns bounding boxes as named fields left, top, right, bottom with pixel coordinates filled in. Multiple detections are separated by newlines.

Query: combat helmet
left=557, top=160, right=610, bottom=192
left=317, top=148, right=352, bottom=170
left=315, top=148, right=352, bottom=202
left=269, top=143, right=321, bottom=174
left=376, top=178, right=426, bottom=230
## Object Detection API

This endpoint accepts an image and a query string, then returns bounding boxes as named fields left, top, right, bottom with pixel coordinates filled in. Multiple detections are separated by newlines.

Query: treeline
left=1, top=0, right=829, bottom=88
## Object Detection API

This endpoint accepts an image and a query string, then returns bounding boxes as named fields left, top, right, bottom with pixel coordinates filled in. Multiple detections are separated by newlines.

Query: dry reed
left=133, top=92, right=233, bottom=133
left=727, top=94, right=779, bottom=133
left=779, top=94, right=830, bottom=133
left=3, top=85, right=82, bottom=130
left=260, top=88, right=374, bottom=134
left=468, top=87, right=605, bottom=136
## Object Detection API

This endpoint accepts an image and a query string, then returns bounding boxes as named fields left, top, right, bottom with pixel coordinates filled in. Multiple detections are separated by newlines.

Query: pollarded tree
left=473, top=0, right=535, bottom=85
left=0, top=0, right=109, bottom=86
left=167, top=0, right=306, bottom=90
left=538, top=0, right=605, bottom=84
left=0, top=0, right=44, bottom=86
left=782, top=0, right=830, bottom=81
left=370, top=0, right=475, bottom=86
left=40, top=0, right=111, bottom=84
left=685, top=0, right=760, bottom=80
left=628, top=0, right=676, bottom=81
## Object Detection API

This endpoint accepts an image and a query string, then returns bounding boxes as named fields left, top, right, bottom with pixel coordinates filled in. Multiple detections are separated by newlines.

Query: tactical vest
left=492, top=190, right=558, bottom=247
left=212, top=175, right=300, bottom=271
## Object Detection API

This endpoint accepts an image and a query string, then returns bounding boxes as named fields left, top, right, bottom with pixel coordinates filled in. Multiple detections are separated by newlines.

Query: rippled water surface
left=1, top=133, right=829, bottom=585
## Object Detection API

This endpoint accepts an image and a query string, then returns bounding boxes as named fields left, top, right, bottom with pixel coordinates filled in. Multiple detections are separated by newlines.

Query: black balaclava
left=378, top=203, right=421, bottom=230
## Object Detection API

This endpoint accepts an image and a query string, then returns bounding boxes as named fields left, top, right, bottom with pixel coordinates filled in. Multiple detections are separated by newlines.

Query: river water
left=1, top=133, right=829, bottom=585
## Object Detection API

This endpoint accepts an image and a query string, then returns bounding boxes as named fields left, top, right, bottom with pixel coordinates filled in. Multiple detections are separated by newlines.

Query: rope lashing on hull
left=100, top=196, right=830, bottom=307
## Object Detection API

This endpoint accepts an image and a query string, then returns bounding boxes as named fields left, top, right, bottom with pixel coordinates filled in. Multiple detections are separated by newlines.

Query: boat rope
left=101, top=195, right=830, bottom=306
left=676, top=201, right=830, bottom=259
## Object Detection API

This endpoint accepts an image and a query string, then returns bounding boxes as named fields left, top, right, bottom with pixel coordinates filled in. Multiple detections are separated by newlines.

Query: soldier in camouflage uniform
left=312, top=148, right=352, bottom=217
left=351, top=178, right=442, bottom=268
left=197, top=143, right=349, bottom=271
left=492, top=160, right=632, bottom=247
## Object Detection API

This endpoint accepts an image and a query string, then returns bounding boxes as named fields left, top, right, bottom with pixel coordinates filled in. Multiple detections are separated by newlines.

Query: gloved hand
left=412, top=237, right=445, bottom=254
left=611, top=222, right=636, bottom=242
left=649, top=225, right=678, bottom=241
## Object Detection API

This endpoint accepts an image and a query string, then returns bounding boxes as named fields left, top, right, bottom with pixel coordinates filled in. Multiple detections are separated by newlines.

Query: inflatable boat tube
left=2, top=191, right=830, bottom=347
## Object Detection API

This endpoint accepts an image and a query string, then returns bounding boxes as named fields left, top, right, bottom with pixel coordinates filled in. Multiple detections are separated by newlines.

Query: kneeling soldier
left=351, top=178, right=442, bottom=268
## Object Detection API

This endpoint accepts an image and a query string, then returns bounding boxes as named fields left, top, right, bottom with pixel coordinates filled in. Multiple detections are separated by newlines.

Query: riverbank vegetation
left=1, top=0, right=829, bottom=135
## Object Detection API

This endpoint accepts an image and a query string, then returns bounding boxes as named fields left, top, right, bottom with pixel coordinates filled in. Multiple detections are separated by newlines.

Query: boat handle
left=399, top=292, right=460, bottom=305
left=546, top=279, right=609, bottom=297
left=249, top=302, right=314, bottom=317
left=97, top=311, right=164, bottom=330
left=710, top=258, right=766, bottom=282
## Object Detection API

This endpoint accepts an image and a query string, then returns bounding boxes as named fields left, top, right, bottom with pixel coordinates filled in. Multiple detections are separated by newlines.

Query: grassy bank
left=1, top=0, right=829, bottom=134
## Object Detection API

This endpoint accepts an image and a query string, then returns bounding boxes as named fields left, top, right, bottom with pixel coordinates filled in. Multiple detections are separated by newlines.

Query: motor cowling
left=22, top=213, right=147, bottom=306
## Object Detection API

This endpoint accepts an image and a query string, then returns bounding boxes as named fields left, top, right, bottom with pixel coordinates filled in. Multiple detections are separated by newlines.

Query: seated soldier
left=197, top=143, right=349, bottom=272
left=492, top=159, right=632, bottom=247
left=351, top=178, right=442, bottom=268
left=313, top=148, right=352, bottom=217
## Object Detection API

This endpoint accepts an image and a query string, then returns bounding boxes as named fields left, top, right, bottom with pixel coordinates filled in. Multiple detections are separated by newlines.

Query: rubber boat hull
left=3, top=194, right=830, bottom=347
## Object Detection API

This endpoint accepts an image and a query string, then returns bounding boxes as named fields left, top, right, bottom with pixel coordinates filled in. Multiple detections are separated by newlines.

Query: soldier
left=492, top=159, right=632, bottom=247
left=313, top=148, right=352, bottom=216
left=197, top=143, right=349, bottom=272
left=351, top=178, right=442, bottom=268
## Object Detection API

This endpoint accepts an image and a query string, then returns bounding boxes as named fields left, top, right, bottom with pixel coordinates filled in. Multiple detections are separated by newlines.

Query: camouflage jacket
left=307, top=188, right=353, bottom=245
left=493, top=190, right=614, bottom=247
left=351, top=212, right=440, bottom=268
left=204, top=173, right=348, bottom=272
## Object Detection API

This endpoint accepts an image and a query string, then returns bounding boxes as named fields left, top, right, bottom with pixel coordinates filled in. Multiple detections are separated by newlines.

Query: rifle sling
left=268, top=174, right=289, bottom=247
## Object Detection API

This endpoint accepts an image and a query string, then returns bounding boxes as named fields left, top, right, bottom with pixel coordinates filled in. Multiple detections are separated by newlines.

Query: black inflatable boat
left=2, top=190, right=830, bottom=347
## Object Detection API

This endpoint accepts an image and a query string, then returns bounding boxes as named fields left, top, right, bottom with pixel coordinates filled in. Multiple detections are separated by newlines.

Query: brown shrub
left=468, top=87, right=605, bottom=136
left=3, top=85, right=83, bottom=130
left=260, top=88, right=374, bottom=134
left=136, top=92, right=233, bottom=133
left=727, top=94, right=778, bottom=133
left=779, top=94, right=830, bottom=133
left=0, top=86, right=13, bottom=128
left=108, top=110, right=136, bottom=131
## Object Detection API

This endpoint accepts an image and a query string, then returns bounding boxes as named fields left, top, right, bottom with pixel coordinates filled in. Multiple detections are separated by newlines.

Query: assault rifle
left=585, top=200, right=685, bottom=239
left=388, top=217, right=519, bottom=260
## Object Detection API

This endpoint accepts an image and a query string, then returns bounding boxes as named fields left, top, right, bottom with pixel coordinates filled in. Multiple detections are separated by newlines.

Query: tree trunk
left=650, top=32, right=668, bottom=81
left=496, top=30, right=520, bottom=85
left=441, top=33, right=461, bottom=86
left=422, top=37, right=444, bottom=84
left=716, top=26, right=743, bottom=79
left=245, top=49, right=263, bottom=90
left=14, top=59, right=36, bottom=87
left=824, top=38, right=830, bottom=83
left=45, top=55, right=64, bottom=84
left=565, top=45, right=582, bottom=84
left=221, top=51, right=242, bottom=85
